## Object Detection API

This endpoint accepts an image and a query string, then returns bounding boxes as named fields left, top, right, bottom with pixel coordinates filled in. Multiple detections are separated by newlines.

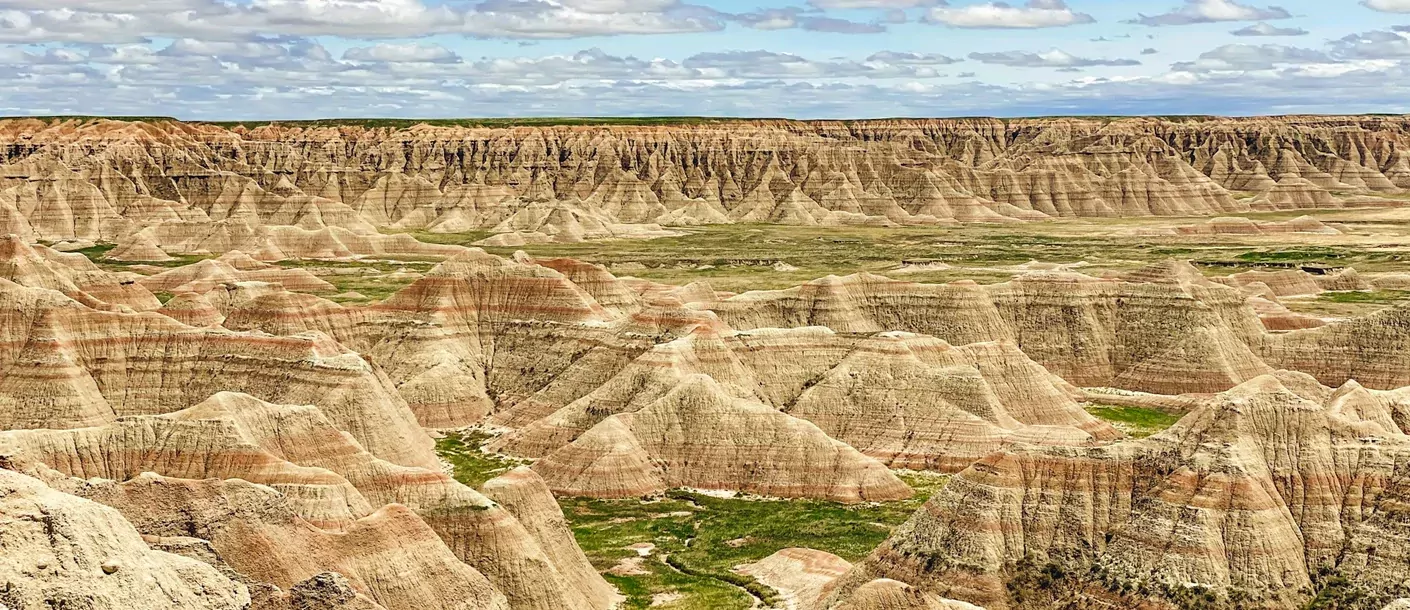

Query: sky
left=0, top=0, right=1408, bottom=119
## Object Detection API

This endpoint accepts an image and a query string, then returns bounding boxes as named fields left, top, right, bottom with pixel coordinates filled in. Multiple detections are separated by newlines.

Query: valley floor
left=402, top=206, right=1410, bottom=317
left=437, top=408, right=1163, bottom=610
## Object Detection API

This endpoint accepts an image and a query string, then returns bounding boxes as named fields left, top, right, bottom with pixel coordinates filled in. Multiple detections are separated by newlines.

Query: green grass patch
left=435, top=430, right=526, bottom=488
left=273, top=259, right=436, bottom=303
left=69, top=243, right=117, bottom=260
left=1284, top=289, right=1410, bottom=318
left=276, top=258, right=438, bottom=272
left=559, top=486, right=941, bottom=610
left=73, top=244, right=216, bottom=271
left=1318, top=290, right=1410, bottom=304
left=1235, top=248, right=1350, bottom=264
left=1085, top=404, right=1183, bottom=439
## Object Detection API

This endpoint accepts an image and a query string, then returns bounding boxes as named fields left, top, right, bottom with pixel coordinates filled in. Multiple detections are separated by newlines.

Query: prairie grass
left=434, top=432, right=948, bottom=610
left=1085, top=405, right=1183, bottom=439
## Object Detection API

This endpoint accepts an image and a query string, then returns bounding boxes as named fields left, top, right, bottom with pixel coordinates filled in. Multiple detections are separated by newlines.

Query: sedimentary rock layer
left=0, top=468, right=250, bottom=610
left=0, top=116, right=1405, bottom=251
left=830, top=373, right=1410, bottom=609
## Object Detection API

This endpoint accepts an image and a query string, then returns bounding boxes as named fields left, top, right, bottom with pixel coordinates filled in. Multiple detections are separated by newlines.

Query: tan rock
left=0, top=116, right=1403, bottom=246
left=533, top=374, right=912, bottom=502
left=737, top=548, right=853, bottom=610
left=832, top=372, right=1410, bottom=609
left=0, top=467, right=249, bottom=610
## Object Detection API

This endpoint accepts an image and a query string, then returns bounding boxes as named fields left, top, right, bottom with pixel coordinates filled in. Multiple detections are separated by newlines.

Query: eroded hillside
left=0, top=116, right=1407, bottom=252
left=5, top=116, right=1410, bottom=610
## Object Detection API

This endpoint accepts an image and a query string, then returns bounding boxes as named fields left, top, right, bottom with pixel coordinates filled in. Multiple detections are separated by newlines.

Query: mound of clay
left=141, top=258, right=334, bottom=293
left=492, top=324, right=1115, bottom=478
left=787, top=335, right=1119, bottom=471
left=533, top=375, right=912, bottom=502
left=1, top=388, right=616, bottom=610
left=710, top=269, right=1273, bottom=394
left=1218, top=268, right=1325, bottom=297
left=738, top=548, right=854, bottom=610
left=0, top=234, right=160, bottom=310
left=737, top=548, right=984, bottom=610
left=1175, top=215, right=1344, bottom=236
left=104, top=229, right=175, bottom=261
left=118, top=221, right=468, bottom=262
left=1316, top=267, right=1373, bottom=292
left=1263, top=303, right=1410, bottom=389
left=157, top=291, right=225, bottom=326
left=69, top=474, right=510, bottom=610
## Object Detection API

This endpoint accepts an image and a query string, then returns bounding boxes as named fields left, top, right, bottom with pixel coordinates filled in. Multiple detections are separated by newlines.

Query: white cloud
left=1171, top=43, right=1333, bottom=71
left=1231, top=22, right=1307, bottom=36
left=730, top=8, right=888, bottom=33
left=343, top=43, right=460, bottom=63
left=1329, top=29, right=1410, bottom=59
left=808, top=0, right=937, bottom=9
left=968, top=49, right=1140, bottom=67
left=0, top=0, right=731, bottom=42
left=1130, top=0, right=1292, bottom=26
left=681, top=49, right=959, bottom=78
left=865, top=51, right=962, bottom=64
left=1362, top=0, right=1410, bottom=12
left=925, top=0, right=1094, bottom=29
left=731, top=8, right=800, bottom=29
left=0, top=44, right=1404, bottom=120
left=160, top=39, right=294, bottom=60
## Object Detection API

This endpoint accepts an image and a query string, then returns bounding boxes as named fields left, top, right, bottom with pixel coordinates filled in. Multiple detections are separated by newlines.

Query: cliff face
left=0, top=116, right=1405, bottom=247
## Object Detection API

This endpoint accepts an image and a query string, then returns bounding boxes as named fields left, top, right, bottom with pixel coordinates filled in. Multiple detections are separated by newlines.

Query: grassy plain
left=65, top=205, right=1410, bottom=315
left=407, top=207, right=1410, bottom=294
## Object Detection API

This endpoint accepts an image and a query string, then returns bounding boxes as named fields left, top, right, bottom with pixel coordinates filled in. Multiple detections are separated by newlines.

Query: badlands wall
left=0, top=116, right=1406, bottom=251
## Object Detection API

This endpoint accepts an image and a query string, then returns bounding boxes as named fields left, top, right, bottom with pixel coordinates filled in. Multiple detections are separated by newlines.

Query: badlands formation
left=0, top=115, right=1406, bottom=252
left=3, top=116, right=1410, bottom=610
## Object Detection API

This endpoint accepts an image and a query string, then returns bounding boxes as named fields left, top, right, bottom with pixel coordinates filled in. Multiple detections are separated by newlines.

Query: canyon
left=3, top=116, right=1410, bottom=610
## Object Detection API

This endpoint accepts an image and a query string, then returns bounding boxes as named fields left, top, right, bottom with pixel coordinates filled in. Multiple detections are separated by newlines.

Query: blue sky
left=0, top=0, right=1407, bottom=118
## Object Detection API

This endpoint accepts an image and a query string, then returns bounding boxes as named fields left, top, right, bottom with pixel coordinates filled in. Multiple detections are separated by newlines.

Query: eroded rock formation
left=829, top=373, right=1410, bottom=609
left=0, top=116, right=1405, bottom=253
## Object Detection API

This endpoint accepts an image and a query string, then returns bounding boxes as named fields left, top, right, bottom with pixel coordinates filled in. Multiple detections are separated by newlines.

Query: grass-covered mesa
left=434, top=431, right=948, bottom=610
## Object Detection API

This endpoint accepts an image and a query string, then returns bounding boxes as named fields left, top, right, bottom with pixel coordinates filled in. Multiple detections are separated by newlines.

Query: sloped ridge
left=492, top=324, right=1115, bottom=479
left=1264, top=303, right=1410, bottom=389
left=378, top=249, right=614, bottom=327
left=711, top=269, right=1271, bottom=394
left=833, top=372, right=1410, bottom=609
left=0, top=280, right=436, bottom=468
left=479, top=467, right=623, bottom=610
left=0, top=234, right=160, bottom=311
left=140, top=257, right=334, bottom=294
left=738, top=548, right=854, bottom=610
left=788, top=335, right=1117, bottom=472
left=71, top=474, right=510, bottom=610
left=533, top=374, right=913, bottom=502
left=1, top=388, right=614, bottom=610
